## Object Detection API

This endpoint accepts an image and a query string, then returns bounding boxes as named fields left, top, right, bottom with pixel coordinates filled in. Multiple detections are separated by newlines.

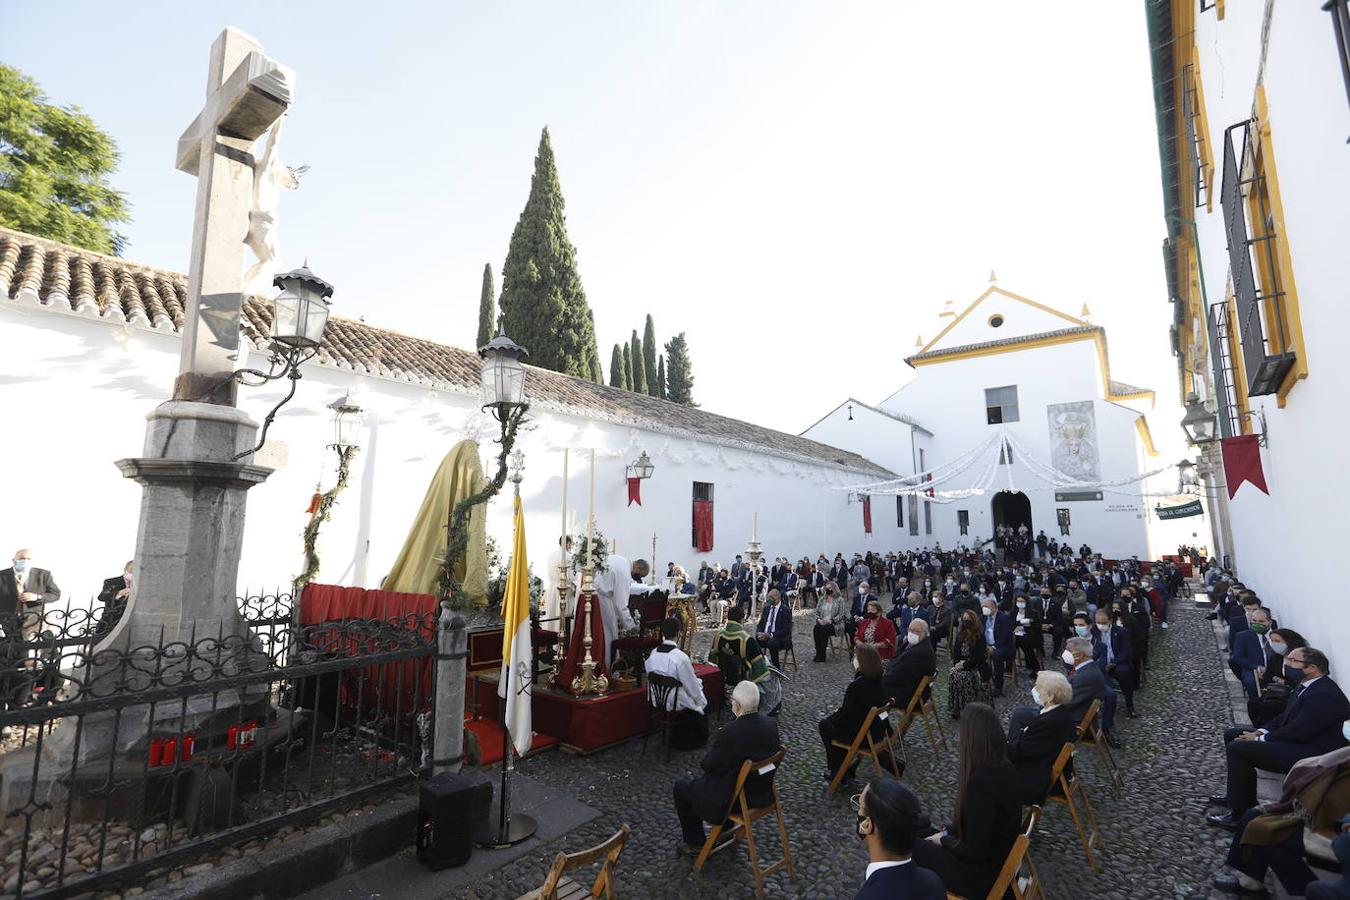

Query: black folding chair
left=643, top=672, right=682, bottom=759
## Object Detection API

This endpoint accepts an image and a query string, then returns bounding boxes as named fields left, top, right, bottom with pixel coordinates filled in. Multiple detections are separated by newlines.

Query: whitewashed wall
left=0, top=302, right=893, bottom=613
left=1187, top=2, right=1350, bottom=673
left=874, top=340, right=1152, bottom=558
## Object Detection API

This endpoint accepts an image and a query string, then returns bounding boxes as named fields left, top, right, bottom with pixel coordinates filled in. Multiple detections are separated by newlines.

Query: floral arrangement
left=571, top=530, right=609, bottom=573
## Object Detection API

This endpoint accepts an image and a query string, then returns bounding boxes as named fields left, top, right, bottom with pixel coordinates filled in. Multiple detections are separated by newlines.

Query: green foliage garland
left=293, top=445, right=359, bottom=591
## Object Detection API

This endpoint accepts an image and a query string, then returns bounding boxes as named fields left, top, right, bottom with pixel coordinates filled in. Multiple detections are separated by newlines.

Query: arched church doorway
left=991, top=491, right=1032, bottom=533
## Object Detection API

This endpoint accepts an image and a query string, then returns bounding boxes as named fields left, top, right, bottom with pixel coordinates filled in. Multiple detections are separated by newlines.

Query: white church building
left=803, top=284, right=1163, bottom=559
left=0, top=225, right=902, bottom=607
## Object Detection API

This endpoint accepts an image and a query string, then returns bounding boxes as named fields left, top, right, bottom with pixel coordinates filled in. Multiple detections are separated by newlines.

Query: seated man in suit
left=672, top=680, right=781, bottom=855
left=853, top=779, right=946, bottom=900
left=1062, top=636, right=1110, bottom=732
left=755, top=589, right=793, bottom=669
left=1231, top=608, right=1277, bottom=699
left=980, top=599, right=1016, bottom=698
left=846, top=581, right=878, bottom=647
left=94, top=560, right=134, bottom=639
left=883, top=619, right=936, bottom=711
left=1208, top=647, right=1350, bottom=829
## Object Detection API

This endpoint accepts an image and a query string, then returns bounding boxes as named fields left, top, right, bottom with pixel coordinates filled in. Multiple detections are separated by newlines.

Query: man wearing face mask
left=883, top=619, right=936, bottom=710
left=0, top=549, right=60, bottom=640
left=1062, top=637, right=1108, bottom=730
left=1208, top=648, right=1350, bottom=831
left=1014, top=593, right=1045, bottom=676
left=852, top=780, right=945, bottom=900
left=1092, top=608, right=1136, bottom=719
left=1232, top=608, right=1279, bottom=699
left=981, top=599, right=1015, bottom=698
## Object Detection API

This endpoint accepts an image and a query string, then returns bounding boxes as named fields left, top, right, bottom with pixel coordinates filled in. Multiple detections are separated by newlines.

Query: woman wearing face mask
left=856, top=599, right=898, bottom=661
left=947, top=610, right=990, bottom=719
left=911, top=703, right=1021, bottom=898
left=1007, top=670, right=1079, bottom=804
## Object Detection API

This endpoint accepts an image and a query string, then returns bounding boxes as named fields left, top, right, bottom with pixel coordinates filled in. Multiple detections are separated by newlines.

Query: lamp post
left=232, top=265, right=336, bottom=459
left=1180, top=393, right=1219, bottom=446
left=437, top=336, right=532, bottom=608
left=329, top=392, right=364, bottom=451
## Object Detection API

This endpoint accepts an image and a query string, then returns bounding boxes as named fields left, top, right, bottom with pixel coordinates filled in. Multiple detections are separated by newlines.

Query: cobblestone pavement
left=447, top=601, right=1234, bottom=900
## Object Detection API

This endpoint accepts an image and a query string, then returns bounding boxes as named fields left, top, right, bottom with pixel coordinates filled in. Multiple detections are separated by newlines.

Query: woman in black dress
left=947, top=610, right=990, bottom=719
left=912, top=703, right=1023, bottom=898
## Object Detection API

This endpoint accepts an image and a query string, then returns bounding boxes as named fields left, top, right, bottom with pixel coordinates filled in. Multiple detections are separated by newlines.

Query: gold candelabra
left=570, top=566, right=608, bottom=696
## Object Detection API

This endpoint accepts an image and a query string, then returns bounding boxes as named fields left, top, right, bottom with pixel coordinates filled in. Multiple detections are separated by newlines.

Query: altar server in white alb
left=595, top=555, right=652, bottom=669
left=645, top=617, right=708, bottom=715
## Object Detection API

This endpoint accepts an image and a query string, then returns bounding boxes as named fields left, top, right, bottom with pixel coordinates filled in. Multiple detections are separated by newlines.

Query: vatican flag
left=497, top=495, right=533, bottom=758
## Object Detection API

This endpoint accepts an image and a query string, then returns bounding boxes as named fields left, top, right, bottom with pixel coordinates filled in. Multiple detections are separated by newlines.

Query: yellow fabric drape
left=382, top=440, right=489, bottom=604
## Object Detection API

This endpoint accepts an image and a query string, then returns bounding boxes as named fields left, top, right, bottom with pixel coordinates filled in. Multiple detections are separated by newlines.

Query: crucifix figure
left=174, top=27, right=295, bottom=405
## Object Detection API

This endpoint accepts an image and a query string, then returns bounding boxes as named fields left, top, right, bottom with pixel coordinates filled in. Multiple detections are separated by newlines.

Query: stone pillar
left=433, top=606, right=467, bottom=775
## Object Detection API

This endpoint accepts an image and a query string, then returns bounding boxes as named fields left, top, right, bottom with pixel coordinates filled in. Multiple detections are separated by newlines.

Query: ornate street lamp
left=233, top=265, right=336, bottom=460
left=479, top=335, right=529, bottom=421
left=1180, top=392, right=1219, bottom=446
left=1177, top=458, right=1198, bottom=495
left=328, top=392, right=364, bottom=451
left=626, top=451, right=655, bottom=481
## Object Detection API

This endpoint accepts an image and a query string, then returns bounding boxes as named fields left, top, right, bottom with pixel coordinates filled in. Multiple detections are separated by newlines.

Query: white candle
left=560, top=448, right=569, bottom=551
left=586, top=448, right=596, bottom=563
left=753, top=511, right=758, bottom=542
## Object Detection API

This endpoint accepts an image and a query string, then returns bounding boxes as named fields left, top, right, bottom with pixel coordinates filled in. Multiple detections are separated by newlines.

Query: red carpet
left=465, top=715, right=560, bottom=767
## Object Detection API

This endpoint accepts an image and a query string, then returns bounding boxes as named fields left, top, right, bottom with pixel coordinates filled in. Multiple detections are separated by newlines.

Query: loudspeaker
left=416, top=769, right=492, bottom=870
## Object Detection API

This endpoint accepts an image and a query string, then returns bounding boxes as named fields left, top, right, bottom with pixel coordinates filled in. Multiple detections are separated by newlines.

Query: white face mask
left=12, top=559, right=30, bottom=573
left=1016, top=601, right=1026, bottom=609
left=1344, top=721, right=1350, bottom=743
left=1061, top=649, right=1076, bottom=666
left=1031, top=687, right=1043, bottom=707
left=906, top=632, right=921, bottom=646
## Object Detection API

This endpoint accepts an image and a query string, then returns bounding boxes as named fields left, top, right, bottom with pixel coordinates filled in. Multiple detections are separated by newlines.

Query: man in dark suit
left=1230, top=608, right=1277, bottom=698
left=854, top=779, right=945, bottom=900
left=1208, top=647, right=1350, bottom=828
left=93, top=560, right=134, bottom=638
left=673, top=680, right=781, bottom=853
left=755, top=590, right=793, bottom=668
left=0, top=549, right=61, bottom=638
left=730, top=555, right=745, bottom=581
left=1013, top=593, right=1044, bottom=675
left=847, top=581, right=878, bottom=647
left=1063, top=637, right=1108, bottom=728
left=883, top=620, right=936, bottom=710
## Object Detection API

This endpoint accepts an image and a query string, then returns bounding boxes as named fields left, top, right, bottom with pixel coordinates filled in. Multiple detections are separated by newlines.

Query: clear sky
left=3, top=1, right=1184, bottom=456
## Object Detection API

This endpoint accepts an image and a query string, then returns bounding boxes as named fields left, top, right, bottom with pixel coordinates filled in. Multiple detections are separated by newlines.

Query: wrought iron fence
left=0, top=593, right=438, bottom=899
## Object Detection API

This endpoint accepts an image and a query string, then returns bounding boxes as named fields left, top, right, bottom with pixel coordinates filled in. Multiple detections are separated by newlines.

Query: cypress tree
left=642, top=315, right=659, bottom=396
left=621, top=344, right=633, bottom=391
left=498, top=127, right=601, bottom=378
left=629, top=330, right=647, bottom=394
left=657, top=355, right=667, bottom=400
left=608, top=344, right=624, bottom=388
left=476, top=263, right=495, bottom=349
left=665, top=333, right=695, bottom=406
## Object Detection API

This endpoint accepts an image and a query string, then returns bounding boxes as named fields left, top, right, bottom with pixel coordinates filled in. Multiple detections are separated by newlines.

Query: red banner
left=693, top=499, right=714, bottom=551
left=627, top=477, right=642, bottom=506
left=862, top=496, right=873, bottom=534
left=1222, top=434, right=1269, bottom=499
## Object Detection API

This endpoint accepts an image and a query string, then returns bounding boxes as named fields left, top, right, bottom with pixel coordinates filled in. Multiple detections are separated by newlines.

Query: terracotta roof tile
left=1, top=226, right=890, bottom=476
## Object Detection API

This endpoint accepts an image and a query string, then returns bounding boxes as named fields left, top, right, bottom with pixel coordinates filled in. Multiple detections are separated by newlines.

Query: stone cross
left=173, top=27, right=294, bottom=404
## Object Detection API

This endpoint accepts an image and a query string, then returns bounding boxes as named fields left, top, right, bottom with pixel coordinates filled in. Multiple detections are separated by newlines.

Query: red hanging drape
left=627, top=477, right=642, bottom=506
left=862, top=497, right=873, bottom=534
left=1222, top=434, right=1269, bottom=499
left=557, top=590, right=609, bottom=691
left=693, top=499, right=714, bottom=552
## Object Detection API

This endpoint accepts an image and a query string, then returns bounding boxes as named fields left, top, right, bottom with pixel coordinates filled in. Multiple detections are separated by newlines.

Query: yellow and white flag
left=497, top=495, right=533, bottom=758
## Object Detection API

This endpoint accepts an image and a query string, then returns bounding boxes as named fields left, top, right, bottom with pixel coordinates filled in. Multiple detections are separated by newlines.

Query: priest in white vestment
left=595, top=555, right=652, bottom=669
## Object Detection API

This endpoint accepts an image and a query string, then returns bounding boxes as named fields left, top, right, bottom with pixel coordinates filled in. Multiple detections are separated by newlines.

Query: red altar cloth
left=472, top=665, right=724, bottom=754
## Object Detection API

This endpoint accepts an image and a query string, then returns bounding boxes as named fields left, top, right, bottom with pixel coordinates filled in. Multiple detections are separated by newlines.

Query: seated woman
left=855, top=599, right=899, bottom=661
left=818, top=643, right=895, bottom=782
left=947, top=610, right=990, bottom=720
left=912, top=703, right=1022, bottom=899
left=1006, top=670, right=1078, bottom=804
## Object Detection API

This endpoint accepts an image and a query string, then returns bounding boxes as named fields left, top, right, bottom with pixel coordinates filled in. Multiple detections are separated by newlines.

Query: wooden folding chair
left=692, top=748, right=794, bottom=898
left=945, top=833, right=1045, bottom=900
left=516, top=824, right=630, bottom=900
left=1044, top=742, right=1102, bottom=872
left=780, top=642, right=798, bottom=673
left=896, top=674, right=947, bottom=757
left=826, top=705, right=903, bottom=795
left=1075, top=699, right=1124, bottom=794
left=827, top=631, right=843, bottom=658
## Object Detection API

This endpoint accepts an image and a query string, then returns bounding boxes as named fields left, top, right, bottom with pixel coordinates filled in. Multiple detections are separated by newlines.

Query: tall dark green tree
left=656, top=355, right=667, bottom=400
left=629, top=330, right=647, bottom=394
left=0, top=65, right=129, bottom=255
left=497, top=127, right=601, bottom=379
left=608, top=344, right=624, bottom=388
left=642, top=315, right=659, bottom=396
left=476, top=263, right=496, bottom=349
left=665, top=333, right=695, bottom=406
left=621, top=344, right=633, bottom=390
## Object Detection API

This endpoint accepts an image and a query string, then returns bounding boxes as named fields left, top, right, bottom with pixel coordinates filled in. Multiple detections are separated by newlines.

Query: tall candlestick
left=753, top=511, right=758, bottom=542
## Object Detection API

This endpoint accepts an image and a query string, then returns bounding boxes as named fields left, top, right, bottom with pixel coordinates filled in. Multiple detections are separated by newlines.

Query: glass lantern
left=270, top=266, right=335, bottom=350
left=631, top=451, right=654, bottom=480
left=1177, top=458, right=1198, bottom=494
left=478, top=335, right=529, bottom=413
left=1180, top=392, right=1218, bottom=445
left=329, top=393, right=364, bottom=450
